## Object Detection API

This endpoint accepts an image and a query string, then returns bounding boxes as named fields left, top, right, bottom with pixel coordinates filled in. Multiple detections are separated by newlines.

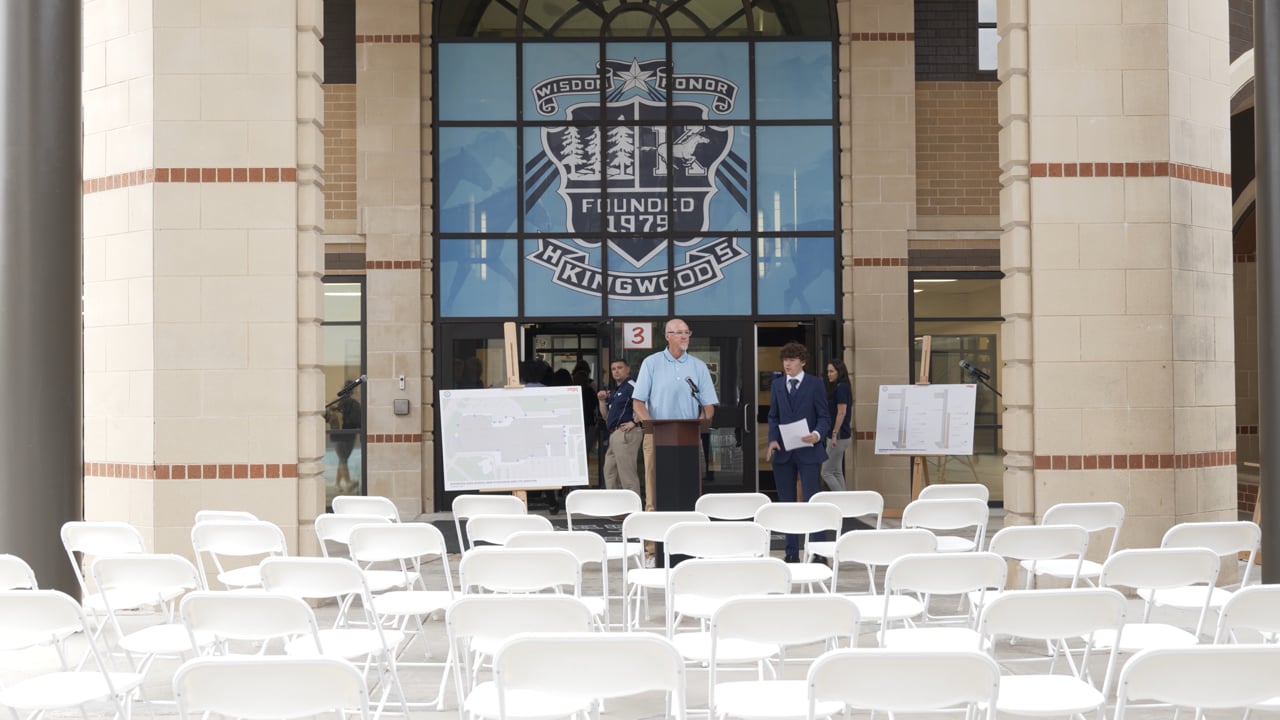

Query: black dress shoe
left=811, top=556, right=829, bottom=567
left=784, top=554, right=800, bottom=563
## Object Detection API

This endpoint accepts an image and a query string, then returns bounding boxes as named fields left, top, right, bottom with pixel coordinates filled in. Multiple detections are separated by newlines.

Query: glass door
left=684, top=319, right=755, bottom=494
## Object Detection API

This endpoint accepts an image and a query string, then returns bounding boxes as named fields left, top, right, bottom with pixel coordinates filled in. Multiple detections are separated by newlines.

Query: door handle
left=742, top=403, right=751, bottom=434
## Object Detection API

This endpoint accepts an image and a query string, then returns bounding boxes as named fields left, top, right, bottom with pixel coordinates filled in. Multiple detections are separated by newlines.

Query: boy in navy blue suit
left=766, top=342, right=832, bottom=562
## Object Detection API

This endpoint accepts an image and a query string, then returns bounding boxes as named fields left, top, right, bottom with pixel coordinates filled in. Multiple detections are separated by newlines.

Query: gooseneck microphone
left=958, top=360, right=990, bottom=381
left=337, top=374, right=368, bottom=397
left=685, top=376, right=700, bottom=397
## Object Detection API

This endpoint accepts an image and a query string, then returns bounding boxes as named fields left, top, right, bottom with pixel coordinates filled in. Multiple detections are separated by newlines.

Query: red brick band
left=1236, top=254, right=1257, bottom=263
left=1239, top=483, right=1259, bottom=514
left=355, top=34, right=420, bottom=43
left=1237, top=425, right=1258, bottom=435
left=852, top=258, right=908, bottom=267
left=367, top=433, right=423, bottom=443
left=1028, top=161, right=1230, bottom=187
left=850, top=32, right=915, bottom=41
left=84, top=462, right=298, bottom=480
left=83, top=167, right=298, bottom=194
left=1034, top=451, right=1236, bottom=471
left=854, top=431, right=875, bottom=441
left=366, top=260, right=421, bottom=269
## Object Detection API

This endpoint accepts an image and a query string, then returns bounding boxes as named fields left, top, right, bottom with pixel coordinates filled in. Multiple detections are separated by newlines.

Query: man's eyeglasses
left=666, top=330, right=692, bottom=336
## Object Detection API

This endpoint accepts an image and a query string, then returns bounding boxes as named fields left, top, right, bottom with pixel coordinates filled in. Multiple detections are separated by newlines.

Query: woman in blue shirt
left=821, top=358, right=853, bottom=491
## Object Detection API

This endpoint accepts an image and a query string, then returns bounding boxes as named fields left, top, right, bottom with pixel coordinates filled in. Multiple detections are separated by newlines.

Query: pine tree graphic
left=581, top=128, right=602, bottom=180
left=607, top=125, right=635, bottom=179
left=560, top=127, right=586, bottom=178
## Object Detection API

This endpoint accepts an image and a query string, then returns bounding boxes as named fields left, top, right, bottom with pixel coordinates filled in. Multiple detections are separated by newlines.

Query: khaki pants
left=642, top=433, right=657, bottom=512
left=603, top=426, right=643, bottom=496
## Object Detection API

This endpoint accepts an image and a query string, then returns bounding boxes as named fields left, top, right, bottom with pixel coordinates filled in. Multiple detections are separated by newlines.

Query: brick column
left=1003, top=0, right=1236, bottom=545
left=844, top=0, right=916, bottom=507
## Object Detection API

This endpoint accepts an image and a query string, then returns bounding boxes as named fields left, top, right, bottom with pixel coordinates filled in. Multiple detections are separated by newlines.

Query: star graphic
left=616, top=59, right=654, bottom=92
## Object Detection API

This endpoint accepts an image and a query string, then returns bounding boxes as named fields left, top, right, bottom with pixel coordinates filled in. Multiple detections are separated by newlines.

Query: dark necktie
left=789, top=378, right=798, bottom=395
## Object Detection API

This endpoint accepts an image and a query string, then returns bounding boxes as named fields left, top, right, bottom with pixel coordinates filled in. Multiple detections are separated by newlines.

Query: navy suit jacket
left=767, top=373, right=832, bottom=465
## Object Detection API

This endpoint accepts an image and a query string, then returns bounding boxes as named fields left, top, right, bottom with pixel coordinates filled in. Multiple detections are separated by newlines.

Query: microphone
left=685, top=376, right=700, bottom=397
left=958, top=360, right=990, bottom=381
left=337, top=374, right=368, bottom=398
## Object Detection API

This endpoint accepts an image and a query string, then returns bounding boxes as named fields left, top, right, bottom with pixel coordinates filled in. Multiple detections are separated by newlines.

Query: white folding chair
left=805, top=490, right=883, bottom=561
left=0, top=590, right=144, bottom=720
left=1113, top=645, right=1280, bottom=720
left=1026, top=501, right=1124, bottom=587
left=259, top=557, right=410, bottom=718
left=458, top=546, right=581, bottom=596
left=829, top=527, right=937, bottom=627
left=708, top=594, right=861, bottom=720
left=1093, top=546, right=1221, bottom=695
left=180, top=590, right=324, bottom=657
left=918, top=482, right=990, bottom=502
left=492, top=633, right=687, bottom=720
left=193, top=509, right=257, bottom=523
left=807, top=648, right=1000, bottom=720
left=506, top=530, right=611, bottom=629
left=0, top=554, right=37, bottom=590
left=977, top=588, right=1127, bottom=719
left=333, top=495, right=402, bottom=521
left=315, top=512, right=394, bottom=555
left=878, top=551, right=1006, bottom=650
left=663, top=520, right=770, bottom=564
left=694, top=492, right=770, bottom=520
left=620, top=511, right=708, bottom=630
left=565, top=487, right=644, bottom=574
left=60, top=520, right=162, bottom=636
left=462, top=514, right=554, bottom=547
left=447, top=594, right=594, bottom=714
left=174, top=656, right=371, bottom=720
left=190, top=520, right=288, bottom=590
left=754, top=502, right=842, bottom=591
left=1215, top=583, right=1280, bottom=644
left=967, top=523, right=1089, bottom=620
left=1140, top=520, right=1261, bottom=633
left=901, top=497, right=988, bottom=552
left=452, top=494, right=527, bottom=552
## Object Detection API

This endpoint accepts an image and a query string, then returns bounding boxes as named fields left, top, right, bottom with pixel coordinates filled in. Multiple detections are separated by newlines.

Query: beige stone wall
left=323, top=84, right=359, bottom=227
left=916, top=81, right=1001, bottom=217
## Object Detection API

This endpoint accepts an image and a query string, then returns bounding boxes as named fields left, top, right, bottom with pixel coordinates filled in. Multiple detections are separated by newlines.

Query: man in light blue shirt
left=632, top=318, right=719, bottom=512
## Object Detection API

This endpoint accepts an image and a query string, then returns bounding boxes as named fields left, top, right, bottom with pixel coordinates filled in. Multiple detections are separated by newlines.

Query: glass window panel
left=979, top=28, right=999, bottom=71
left=607, top=242, right=669, bottom=317
left=524, top=125, right=580, bottom=234
left=607, top=8, right=666, bottom=37
left=523, top=43, right=601, bottom=121
left=912, top=278, right=1000, bottom=318
left=439, top=238, right=518, bottom=317
left=750, top=0, right=835, bottom=37
left=438, top=127, right=518, bottom=233
left=323, top=281, right=362, bottom=321
left=707, top=126, right=751, bottom=232
left=438, top=44, right=516, bottom=120
left=755, top=42, right=833, bottom=120
left=755, top=126, right=834, bottom=231
left=978, top=0, right=997, bottom=23
left=674, top=236, right=751, bottom=315
left=756, top=237, right=834, bottom=314
left=524, top=238, right=603, bottom=316
left=672, top=43, right=749, bottom=120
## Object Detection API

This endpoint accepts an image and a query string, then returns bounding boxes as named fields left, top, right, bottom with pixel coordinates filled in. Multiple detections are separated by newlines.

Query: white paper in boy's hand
left=780, top=419, right=815, bottom=450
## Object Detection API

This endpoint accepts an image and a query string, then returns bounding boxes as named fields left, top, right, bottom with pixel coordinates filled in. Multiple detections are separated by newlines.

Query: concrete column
left=1009, top=1, right=1235, bottom=548
left=1254, top=1, right=1280, bottom=581
left=844, top=0, right=916, bottom=508
left=0, top=1, right=83, bottom=594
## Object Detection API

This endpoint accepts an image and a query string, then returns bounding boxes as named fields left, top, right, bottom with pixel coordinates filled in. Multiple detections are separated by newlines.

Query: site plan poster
left=874, top=384, right=977, bottom=456
left=440, top=386, right=589, bottom=491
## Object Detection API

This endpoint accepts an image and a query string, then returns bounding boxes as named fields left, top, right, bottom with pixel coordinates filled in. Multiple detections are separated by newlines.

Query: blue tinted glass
left=439, top=239, right=518, bottom=317
left=707, top=126, right=750, bottom=233
left=755, top=42, right=833, bottom=120
left=756, top=237, right=834, bottom=315
left=524, top=238, right=603, bottom=316
left=755, top=126, right=834, bottom=231
left=523, top=126, right=574, bottom=234
left=674, top=237, right=751, bottom=316
left=523, top=44, right=602, bottom=121
left=438, top=44, right=515, bottom=121
left=438, top=127, right=518, bottom=234
left=672, top=43, right=749, bottom=121
left=607, top=242, right=669, bottom=317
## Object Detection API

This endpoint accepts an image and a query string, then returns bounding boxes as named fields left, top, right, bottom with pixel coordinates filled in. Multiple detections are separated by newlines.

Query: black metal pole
left=0, top=1, right=83, bottom=594
left=1255, top=2, right=1280, bottom=583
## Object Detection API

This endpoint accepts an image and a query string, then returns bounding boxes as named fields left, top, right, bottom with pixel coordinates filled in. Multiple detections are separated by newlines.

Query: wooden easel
left=884, top=335, right=944, bottom=518
left=487, top=321, right=531, bottom=507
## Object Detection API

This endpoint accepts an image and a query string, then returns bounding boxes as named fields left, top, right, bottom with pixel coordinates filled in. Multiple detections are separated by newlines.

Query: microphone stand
left=962, top=368, right=1002, bottom=398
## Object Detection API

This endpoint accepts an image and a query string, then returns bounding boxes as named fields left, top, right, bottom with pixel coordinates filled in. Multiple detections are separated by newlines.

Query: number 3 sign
left=621, top=322, right=653, bottom=350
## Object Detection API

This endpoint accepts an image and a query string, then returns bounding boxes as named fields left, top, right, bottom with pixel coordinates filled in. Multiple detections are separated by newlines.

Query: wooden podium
left=650, top=418, right=704, bottom=512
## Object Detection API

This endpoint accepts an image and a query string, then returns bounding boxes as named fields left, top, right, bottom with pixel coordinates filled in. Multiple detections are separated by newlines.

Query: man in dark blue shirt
left=597, top=358, right=642, bottom=497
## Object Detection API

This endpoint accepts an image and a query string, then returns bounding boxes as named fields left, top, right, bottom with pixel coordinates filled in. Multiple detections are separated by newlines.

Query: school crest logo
left=525, top=59, right=748, bottom=299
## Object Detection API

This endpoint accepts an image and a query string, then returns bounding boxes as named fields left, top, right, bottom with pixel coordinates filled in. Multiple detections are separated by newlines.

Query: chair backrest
left=446, top=594, right=594, bottom=645
left=463, top=513, right=554, bottom=547
left=901, top=498, right=988, bottom=540
left=987, top=523, right=1089, bottom=586
left=174, top=656, right=371, bottom=720
left=979, top=587, right=1127, bottom=642
left=0, top=553, right=38, bottom=590
left=331, top=495, right=400, bottom=521
left=831, top=528, right=937, bottom=594
left=180, top=591, right=320, bottom=650
left=0, top=589, right=118, bottom=684
left=61, top=520, right=147, bottom=597
left=1114, top=645, right=1280, bottom=718
left=667, top=558, right=791, bottom=634
left=346, top=522, right=455, bottom=595
left=452, top=494, right=527, bottom=551
left=880, top=552, right=1005, bottom=640
left=1041, top=501, right=1125, bottom=559
left=1100, top=547, right=1221, bottom=594
left=1214, top=584, right=1280, bottom=643
left=507, top=530, right=609, bottom=623
left=190, top=520, right=289, bottom=590
left=314, top=513, right=393, bottom=554
left=1161, top=520, right=1261, bottom=586
left=565, top=488, right=641, bottom=527
left=694, top=492, right=770, bottom=520
left=92, top=553, right=202, bottom=615
left=663, top=521, right=769, bottom=561
left=754, top=502, right=843, bottom=537
left=621, top=511, right=709, bottom=545
left=918, top=483, right=990, bottom=503
left=809, top=490, right=883, bottom=529
left=494, top=632, right=686, bottom=720
left=807, top=649, right=1000, bottom=718
left=194, top=510, right=258, bottom=523
left=712, top=595, right=860, bottom=666
left=458, top=546, right=581, bottom=594
left=259, top=556, right=369, bottom=601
